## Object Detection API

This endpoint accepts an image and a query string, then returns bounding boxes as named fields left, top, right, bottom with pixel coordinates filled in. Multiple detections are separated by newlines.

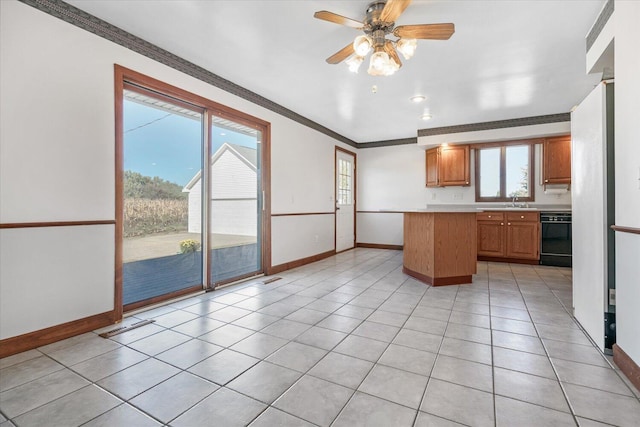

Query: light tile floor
left=1, top=248, right=640, bottom=426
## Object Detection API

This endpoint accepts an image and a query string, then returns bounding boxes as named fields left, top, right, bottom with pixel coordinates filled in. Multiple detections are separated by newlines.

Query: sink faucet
left=511, top=195, right=518, bottom=207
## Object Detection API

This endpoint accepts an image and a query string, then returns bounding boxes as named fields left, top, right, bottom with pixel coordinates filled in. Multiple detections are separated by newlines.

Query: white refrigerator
left=570, top=80, right=615, bottom=352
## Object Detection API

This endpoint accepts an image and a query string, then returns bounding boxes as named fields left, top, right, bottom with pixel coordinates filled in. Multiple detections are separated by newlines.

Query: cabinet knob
left=488, top=215, right=492, bottom=218
left=507, top=222, right=511, bottom=226
left=520, top=215, right=524, bottom=219
left=501, top=222, right=504, bottom=226
left=465, top=181, right=469, bottom=184
left=545, top=179, right=549, bottom=183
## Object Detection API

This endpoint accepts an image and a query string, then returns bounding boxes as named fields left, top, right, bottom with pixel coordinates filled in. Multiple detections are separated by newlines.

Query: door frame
left=334, top=146, right=357, bottom=253
left=114, top=65, right=271, bottom=317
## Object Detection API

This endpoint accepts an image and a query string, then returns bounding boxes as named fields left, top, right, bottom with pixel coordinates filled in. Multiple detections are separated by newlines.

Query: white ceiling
left=66, top=0, right=605, bottom=143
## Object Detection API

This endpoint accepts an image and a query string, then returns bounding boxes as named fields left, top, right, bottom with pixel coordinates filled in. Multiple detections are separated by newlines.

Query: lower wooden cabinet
left=477, top=211, right=540, bottom=262
left=477, top=212, right=505, bottom=256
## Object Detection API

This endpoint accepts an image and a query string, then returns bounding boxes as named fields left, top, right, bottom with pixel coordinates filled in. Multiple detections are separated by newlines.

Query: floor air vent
left=99, top=319, right=156, bottom=338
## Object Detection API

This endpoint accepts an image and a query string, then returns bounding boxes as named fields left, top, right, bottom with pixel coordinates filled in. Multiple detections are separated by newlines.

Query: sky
left=123, top=99, right=257, bottom=187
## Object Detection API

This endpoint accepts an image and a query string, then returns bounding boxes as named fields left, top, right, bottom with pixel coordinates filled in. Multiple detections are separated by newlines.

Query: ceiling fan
left=314, top=0, right=454, bottom=76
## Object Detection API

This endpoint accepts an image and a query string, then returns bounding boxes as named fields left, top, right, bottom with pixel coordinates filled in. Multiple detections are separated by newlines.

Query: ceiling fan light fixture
left=368, top=50, right=391, bottom=76
left=353, top=35, right=373, bottom=57
left=396, top=38, right=418, bottom=60
left=384, top=54, right=400, bottom=76
left=421, top=113, right=433, bottom=121
left=345, top=55, right=365, bottom=73
left=410, top=95, right=426, bottom=103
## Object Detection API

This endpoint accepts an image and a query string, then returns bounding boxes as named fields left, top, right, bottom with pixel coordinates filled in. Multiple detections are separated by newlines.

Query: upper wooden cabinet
left=425, top=144, right=470, bottom=187
left=543, top=135, right=572, bottom=184
left=426, top=148, right=439, bottom=187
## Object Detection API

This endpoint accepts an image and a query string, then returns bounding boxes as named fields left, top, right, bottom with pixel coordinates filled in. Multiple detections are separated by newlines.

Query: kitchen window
left=474, top=140, right=536, bottom=202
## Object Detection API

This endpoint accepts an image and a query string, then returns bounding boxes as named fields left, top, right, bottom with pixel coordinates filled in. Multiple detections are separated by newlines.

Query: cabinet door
left=439, top=145, right=470, bottom=186
left=506, top=222, right=539, bottom=259
left=477, top=221, right=505, bottom=257
left=426, top=148, right=439, bottom=187
left=544, top=135, right=571, bottom=184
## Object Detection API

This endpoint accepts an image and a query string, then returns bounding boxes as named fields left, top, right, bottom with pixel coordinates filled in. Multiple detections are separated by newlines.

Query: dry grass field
left=123, top=198, right=188, bottom=237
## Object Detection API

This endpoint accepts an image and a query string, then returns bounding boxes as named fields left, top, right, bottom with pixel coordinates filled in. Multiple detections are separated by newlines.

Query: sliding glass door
left=208, top=115, right=263, bottom=285
left=122, top=87, right=204, bottom=307
left=117, top=68, right=270, bottom=311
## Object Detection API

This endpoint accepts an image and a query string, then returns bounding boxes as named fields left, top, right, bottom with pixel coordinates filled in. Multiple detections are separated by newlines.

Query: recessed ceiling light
left=410, top=95, right=426, bottom=103
left=421, top=114, right=432, bottom=121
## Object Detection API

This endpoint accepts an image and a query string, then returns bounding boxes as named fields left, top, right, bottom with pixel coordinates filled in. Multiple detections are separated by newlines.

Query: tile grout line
left=238, top=249, right=405, bottom=426
left=288, top=265, right=422, bottom=426
left=486, top=265, right=498, bottom=427
left=410, top=283, right=461, bottom=427
left=509, top=263, right=580, bottom=426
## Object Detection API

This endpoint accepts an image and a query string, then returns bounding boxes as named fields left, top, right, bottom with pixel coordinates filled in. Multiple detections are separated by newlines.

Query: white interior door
left=571, top=82, right=608, bottom=351
left=336, top=149, right=355, bottom=252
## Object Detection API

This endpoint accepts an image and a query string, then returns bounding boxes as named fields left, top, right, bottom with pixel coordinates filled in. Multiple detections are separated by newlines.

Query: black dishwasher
left=540, top=212, right=572, bottom=267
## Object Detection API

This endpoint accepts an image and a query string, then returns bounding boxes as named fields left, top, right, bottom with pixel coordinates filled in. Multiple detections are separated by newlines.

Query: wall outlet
left=431, top=192, right=437, bottom=200
left=453, top=193, right=463, bottom=201
left=314, top=235, right=319, bottom=243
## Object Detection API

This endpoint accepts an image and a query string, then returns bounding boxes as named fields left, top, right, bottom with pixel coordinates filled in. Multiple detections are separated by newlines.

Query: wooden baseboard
left=613, top=344, right=640, bottom=393
left=268, top=250, right=335, bottom=275
left=0, top=311, right=115, bottom=359
left=403, top=266, right=473, bottom=286
left=356, top=243, right=403, bottom=250
left=477, top=256, right=539, bottom=265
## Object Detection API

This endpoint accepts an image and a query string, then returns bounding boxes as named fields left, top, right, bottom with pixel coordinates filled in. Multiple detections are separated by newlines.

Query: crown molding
left=357, top=137, right=417, bottom=149
left=19, top=0, right=359, bottom=148
left=417, top=113, right=570, bottom=138
left=18, top=1, right=573, bottom=151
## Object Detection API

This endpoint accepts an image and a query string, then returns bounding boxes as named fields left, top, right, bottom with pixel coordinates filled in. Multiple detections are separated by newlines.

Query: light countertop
left=363, top=204, right=572, bottom=214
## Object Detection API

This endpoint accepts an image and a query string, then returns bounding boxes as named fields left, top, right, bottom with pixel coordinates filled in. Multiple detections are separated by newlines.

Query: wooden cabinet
left=404, top=212, right=477, bottom=286
left=426, top=148, right=439, bottom=187
left=477, top=211, right=540, bottom=262
left=426, top=145, right=470, bottom=187
left=543, top=135, right=571, bottom=184
left=477, top=212, right=505, bottom=257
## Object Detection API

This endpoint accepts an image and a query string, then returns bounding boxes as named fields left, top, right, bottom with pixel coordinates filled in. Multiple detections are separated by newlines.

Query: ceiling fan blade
left=380, top=0, right=412, bottom=23
left=326, top=43, right=355, bottom=64
left=314, top=11, right=363, bottom=29
left=394, top=23, right=455, bottom=40
left=384, top=41, right=402, bottom=68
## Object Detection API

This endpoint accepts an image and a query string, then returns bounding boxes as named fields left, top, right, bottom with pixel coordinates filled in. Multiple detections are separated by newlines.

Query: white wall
left=187, top=180, right=202, bottom=233
left=0, top=1, right=347, bottom=340
left=357, top=133, right=572, bottom=245
left=0, top=226, right=115, bottom=338
left=211, top=150, right=256, bottom=199
left=613, top=0, right=640, bottom=366
left=211, top=200, right=257, bottom=237
left=271, top=215, right=335, bottom=266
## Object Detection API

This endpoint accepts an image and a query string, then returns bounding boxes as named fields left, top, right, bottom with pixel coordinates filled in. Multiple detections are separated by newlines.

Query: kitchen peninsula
left=403, top=209, right=477, bottom=286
